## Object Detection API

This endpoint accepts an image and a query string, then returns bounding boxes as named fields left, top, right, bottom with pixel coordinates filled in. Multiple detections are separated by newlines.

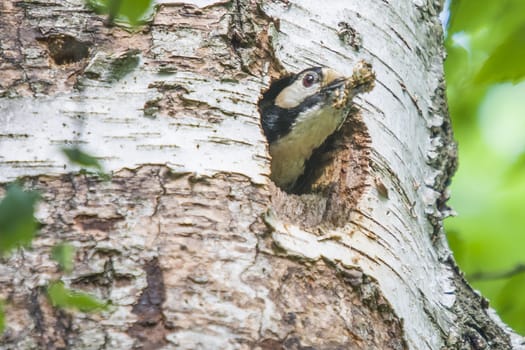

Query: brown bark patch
left=74, top=213, right=124, bottom=232
left=128, top=258, right=168, bottom=349
left=38, top=34, right=91, bottom=65
left=257, top=338, right=285, bottom=350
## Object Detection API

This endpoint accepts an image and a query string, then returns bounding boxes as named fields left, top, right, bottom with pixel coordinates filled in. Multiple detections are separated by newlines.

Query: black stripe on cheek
left=261, top=92, right=326, bottom=143
left=261, top=105, right=299, bottom=143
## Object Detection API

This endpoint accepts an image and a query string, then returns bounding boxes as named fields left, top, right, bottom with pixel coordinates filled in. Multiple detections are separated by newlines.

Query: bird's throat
left=269, top=104, right=348, bottom=189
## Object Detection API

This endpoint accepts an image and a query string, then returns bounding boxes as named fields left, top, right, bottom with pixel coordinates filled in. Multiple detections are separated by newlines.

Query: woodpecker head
left=259, top=63, right=375, bottom=190
left=260, top=67, right=348, bottom=144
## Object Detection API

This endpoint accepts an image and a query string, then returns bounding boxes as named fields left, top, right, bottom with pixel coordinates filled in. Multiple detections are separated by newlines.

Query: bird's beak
left=321, top=68, right=347, bottom=90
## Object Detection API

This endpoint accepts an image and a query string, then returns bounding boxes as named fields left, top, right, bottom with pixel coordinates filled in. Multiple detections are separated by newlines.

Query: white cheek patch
left=274, top=81, right=317, bottom=109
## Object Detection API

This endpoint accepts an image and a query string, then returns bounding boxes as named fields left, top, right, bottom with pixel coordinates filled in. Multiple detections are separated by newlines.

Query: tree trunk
left=0, top=0, right=523, bottom=349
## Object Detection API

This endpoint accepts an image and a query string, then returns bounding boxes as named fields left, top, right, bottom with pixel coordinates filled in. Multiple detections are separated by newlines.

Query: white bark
left=0, top=0, right=523, bottom=349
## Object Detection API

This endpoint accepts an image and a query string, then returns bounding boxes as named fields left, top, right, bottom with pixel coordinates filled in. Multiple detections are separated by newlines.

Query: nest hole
left=277, top=113, right=371, bottom=228
left=258, top=73, right=372, bottom=227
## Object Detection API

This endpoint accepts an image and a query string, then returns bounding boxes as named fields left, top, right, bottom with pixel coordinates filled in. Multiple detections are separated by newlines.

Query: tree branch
left=468, top=263, right=525, bottom=281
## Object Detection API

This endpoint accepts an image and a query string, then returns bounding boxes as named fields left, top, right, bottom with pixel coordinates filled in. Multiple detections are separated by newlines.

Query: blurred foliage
left=0, top=184, right=40, bottom=254
left=0, top=147, right=109, bottom=333
left=444, top=0, right=525, bottom=335
left=47, top=281, right=108, bottom=312
left=62, top=147, right=109, bottom=180
left=52, top=243, right=76, bottom=273
left=0, top=184, right=40, bottom=334
left=86, top=0, right=155, bottom=27
left=62, top=146, right=103, bottom=172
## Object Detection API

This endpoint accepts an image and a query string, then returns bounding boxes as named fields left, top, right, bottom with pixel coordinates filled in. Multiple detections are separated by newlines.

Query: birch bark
left=0, top=0, right=523, bottom=349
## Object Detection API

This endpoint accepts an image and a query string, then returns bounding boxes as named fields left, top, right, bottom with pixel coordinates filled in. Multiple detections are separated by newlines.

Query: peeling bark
left=1, top=0, right=524, bottom=349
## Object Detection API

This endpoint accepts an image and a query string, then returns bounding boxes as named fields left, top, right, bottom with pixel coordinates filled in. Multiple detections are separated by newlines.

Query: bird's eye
left=302, top=73, right=316, bottom=88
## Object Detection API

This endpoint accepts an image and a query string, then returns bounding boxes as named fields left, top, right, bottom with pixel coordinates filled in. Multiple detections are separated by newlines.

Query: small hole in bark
left=230, top=30, right=243, bottom=49
left=40, top=34, right=91, bottom=65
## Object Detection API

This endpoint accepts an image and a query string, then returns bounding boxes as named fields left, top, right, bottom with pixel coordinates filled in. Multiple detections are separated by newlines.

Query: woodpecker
left=260, top=62, right=375, bottom=190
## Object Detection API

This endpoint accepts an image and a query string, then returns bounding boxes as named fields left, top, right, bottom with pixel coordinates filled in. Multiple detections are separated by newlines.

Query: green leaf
left=86, top=0, right=155, bottom=27
left=0, top=300, right=5, bottom=333
left=51, top=243, right=76, bottom=273
left=47, top=281, right=108, bottom=312
left=494, top=272, right=525, bottom=335
left=447, top=0, right=499, bottom=34
left=61, top=147, right=110, bottom=180
left=0, top=185, right=40, bottom=254
left=62, top=147, right=103, bottom=171
left=475, top=26, right=525, bottom=84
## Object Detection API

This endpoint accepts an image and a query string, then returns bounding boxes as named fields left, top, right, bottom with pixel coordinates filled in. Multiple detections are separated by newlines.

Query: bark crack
left=28, top=288, right=46, bottom=347
left=128, top=257, right=168, bottom=349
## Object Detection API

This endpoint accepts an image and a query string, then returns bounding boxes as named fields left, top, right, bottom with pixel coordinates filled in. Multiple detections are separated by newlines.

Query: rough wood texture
left=0, top=0, right=523, bottom=349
